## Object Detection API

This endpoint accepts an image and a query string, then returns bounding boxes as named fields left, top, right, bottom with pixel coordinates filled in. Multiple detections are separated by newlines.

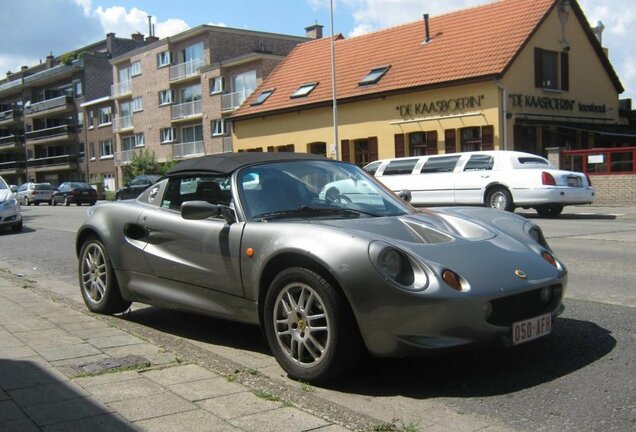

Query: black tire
left=11, top=220, right=23, bottom=233
left=51, top=198, right=57, bottom=206
left=64, top=196, right=71, bottom=206
left=24, top=197, right=31, bottom=206
left=34, top=202, right=40, bottom=206
left=535, top=205, right=564, bottom=218
left=78, top=237, right=132, bottom=314
left=486, top=187, right=514, bottom=212
left=263, top=267, right=363, bottom=383
left=90, top=201, right=96, bottom=206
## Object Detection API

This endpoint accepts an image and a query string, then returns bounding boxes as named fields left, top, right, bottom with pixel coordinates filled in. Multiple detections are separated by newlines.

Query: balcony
left=25, top=125, right=76, bottom=144
left=171, top=100, right=202, bottom=121
left=0, top=135, right=23, bottom=150
left=0, top=109, right=22, bottom=126
left=221, top=89, right=253, bottom=112
left=27, top=154, right=78, bottom=172
left=25, top=95, right=74, bottom=118
left=114, top=148, right=141, bottom=166
left=0, top=160, right=25, bottom=175
left=113, top=115, right=133, bottom=132
left=111, top=80, right=132, bottom=99
left=169, top=59, right=204, bottom=82
left=173, top=141, right=204, bottom=159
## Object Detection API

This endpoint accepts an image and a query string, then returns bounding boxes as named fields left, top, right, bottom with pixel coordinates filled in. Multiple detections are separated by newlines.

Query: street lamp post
left=330, top=0, right=339, bottom=160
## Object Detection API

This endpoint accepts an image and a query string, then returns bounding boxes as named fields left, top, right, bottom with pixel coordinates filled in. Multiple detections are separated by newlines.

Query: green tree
left=121, top=148, right=178, bottom=183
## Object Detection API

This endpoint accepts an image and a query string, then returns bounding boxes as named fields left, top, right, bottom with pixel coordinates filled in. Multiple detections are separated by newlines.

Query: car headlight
left=1, top=196, right=17, bottom=209
left=369, top=241, right=428, bottom=291
left=527, top=224, right=549, bottom=248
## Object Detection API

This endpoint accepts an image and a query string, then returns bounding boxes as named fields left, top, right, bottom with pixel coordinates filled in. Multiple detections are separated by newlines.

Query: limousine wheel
left=486, top=187, right=514, bottom=212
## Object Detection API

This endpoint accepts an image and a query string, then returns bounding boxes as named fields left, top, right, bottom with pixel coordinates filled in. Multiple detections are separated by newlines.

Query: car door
left=412, top=155, right=462, bottom=205
left=140, top=175, right=245, bottom=297
left=454, top=154, right=495, bottom=204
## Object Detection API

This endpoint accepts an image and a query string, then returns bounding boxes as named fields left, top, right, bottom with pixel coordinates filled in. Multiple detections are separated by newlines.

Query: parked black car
left=52, top=182, right=98, bottom=206
left=115, top=175, right=162, bottom=200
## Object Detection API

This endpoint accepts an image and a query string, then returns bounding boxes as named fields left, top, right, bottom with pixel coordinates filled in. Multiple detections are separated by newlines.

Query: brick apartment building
left=83, top=24, right=312, bottom=189
left=0, top=33, right=147, bottom=186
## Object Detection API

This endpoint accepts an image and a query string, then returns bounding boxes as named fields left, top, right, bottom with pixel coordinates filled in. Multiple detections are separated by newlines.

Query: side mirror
left=180, top=200, right=236, bottom=224
left=397, top=189, right=412, bottom=203
left=10, top=185, right=17, bottom=193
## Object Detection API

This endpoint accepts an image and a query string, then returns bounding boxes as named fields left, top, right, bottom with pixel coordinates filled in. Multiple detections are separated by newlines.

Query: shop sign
left=396, top=95, right=484, bottom=117
left=509, top=93, right=606, bottom=114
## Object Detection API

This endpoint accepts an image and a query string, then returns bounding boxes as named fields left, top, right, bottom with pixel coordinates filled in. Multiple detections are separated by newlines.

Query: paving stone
left=311, top=425, right=353, bottom=432
left=142, top=364, right=217, bottom=386
left=168, top=377, right=245, bottom=402
left=196, top=391, right=282, bottom=420
left=134, top=409, right=240, bottom=432
left=0, top=400, right=24, bottom=423
left=0, top=359, right=66, bottom=391
left=22, top=396, right=113, bottom=427
left=41, top=413, right=138, bottom=432
left=84, top=377, right=165, bottom=403
left=87, top=334, right=145, bottom=349
left=0, top=417, right=40, bottom=432
left=228, top=406, right=330, bottom=432
left=108, top=392, right=196, bottom=422
left=36, top=343, right=102, bottom=362
left=51, top=354, right=110, bottom=368
left=0, top=344, right=38, bottom=359
left=14, top=328, right=85, bottom=349
left=8, top=381, right=89, bottom=407
left=73, top=370, right=141, bottom=388
left=0, top=335, right=23, bottom=348
left=102, top=344, right=177, bottom=366
left=61, top=355, right=150, bottom=378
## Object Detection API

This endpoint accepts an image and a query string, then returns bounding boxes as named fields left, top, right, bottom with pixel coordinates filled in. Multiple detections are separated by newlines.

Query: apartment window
left=291, top=82, right=318, bottom=98
left=359, top=65, right=390, bottom=86
left=210, top=76, right=225, bottom=94
left=100, top=139, right=113, bottom=158
left=182, top=42, right=204, bottom=63
left=98, top=107, right=112, bottom=126
left=78, top=142, right=85, bottom=159
left=88, top=110, right=94, bottom=129
left=182, top=124, right=203, bottom=143
left=131, top=61, right=141, bottom=76
left=134, top=132, right=145, bottom=147
left=534, top=47, right=569, bottom=91
left=161, top=127, right=176, bottom=143
left=211, top=119, right=226, bottom=136
left=132, top=97, right=143, bottom=112
left=77, top=112, right=84, bottom=130
left=180, top=84, right=201, bottom=103
left=159, top=89, right=175, bottom=105
left=157, top=51, right=172, bottom=68
left=89, top=142, right=95, bottom=160
left=251, top=89, right=274, bottom=106
left=122, top=135, right=135, bottom=151
left=73, top=81, right=83, bottom=98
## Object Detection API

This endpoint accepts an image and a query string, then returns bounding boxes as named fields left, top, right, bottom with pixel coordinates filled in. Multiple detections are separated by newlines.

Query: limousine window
left=463, top=154, right=494, bottom=171
left=419, top=155, right=461, bottom=173
left=363, top=160, right=382, bottom=175
left=383, top=158, right=419, bottom=175
left=518, top=157, right=549, bottom=165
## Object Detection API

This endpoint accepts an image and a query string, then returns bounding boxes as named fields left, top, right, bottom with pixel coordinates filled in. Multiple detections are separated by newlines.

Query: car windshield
left=237, top=160, right=414, bottom=221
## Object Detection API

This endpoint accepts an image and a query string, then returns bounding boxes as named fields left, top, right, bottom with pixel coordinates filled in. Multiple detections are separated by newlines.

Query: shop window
left=534, top=48, right=569, bottom=91
left=341, top=137, right=379, bottom=167
left=409, top=131, right=437, bottom=156
left=461, top=126, right=493, bottom=152
left=308, top=142, right=326, bottom=156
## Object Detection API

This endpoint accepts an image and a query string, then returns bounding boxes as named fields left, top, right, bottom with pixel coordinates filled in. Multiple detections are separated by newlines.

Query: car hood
left=0, top=189, right=11, bottom=202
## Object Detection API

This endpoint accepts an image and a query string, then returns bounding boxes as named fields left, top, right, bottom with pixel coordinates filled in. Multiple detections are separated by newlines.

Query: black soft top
left=166, top=152, right=328, bottom=176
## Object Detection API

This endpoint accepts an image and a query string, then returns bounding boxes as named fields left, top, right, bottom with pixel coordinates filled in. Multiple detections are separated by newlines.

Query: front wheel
left=64, top=196, right=71, bottom=206
left=51, top=198, right=57, bottom=206
left=535, top=205, right=564, bottom=218
left=263, top=267, right=363, bottom=383
left=78, top=237, right=131, bottom=314
left=486, top=187, right=514, bottom=212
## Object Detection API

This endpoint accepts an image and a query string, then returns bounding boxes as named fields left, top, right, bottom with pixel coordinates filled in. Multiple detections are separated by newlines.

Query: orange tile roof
left=232, top=0, right=616, bottom=119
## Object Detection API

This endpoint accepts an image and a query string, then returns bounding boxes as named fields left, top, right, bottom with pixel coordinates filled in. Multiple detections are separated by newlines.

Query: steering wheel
left=325, top=187, right=352, bottom=204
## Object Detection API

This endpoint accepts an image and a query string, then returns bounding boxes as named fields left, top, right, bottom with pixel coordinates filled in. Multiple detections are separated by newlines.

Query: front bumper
left=0, top=206, right=22, bottom=227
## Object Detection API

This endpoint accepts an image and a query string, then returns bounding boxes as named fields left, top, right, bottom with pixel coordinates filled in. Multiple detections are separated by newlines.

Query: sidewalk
left=0, top=271, right=353, bottom=432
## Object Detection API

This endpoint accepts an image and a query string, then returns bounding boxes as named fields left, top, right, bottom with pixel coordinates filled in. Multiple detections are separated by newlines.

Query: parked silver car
left=0, top=175, right=22, bottom=233
left=16, top=182, right=55, bottom=206
left=76, top=152, right=567, bottom=382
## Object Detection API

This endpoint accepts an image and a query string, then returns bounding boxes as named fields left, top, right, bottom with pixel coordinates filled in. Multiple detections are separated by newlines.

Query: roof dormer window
left=290, top=82, right=318, bottom=98
left=359, top=65, right=390, bottom=86
left=251, top=89, right=275, bottom=106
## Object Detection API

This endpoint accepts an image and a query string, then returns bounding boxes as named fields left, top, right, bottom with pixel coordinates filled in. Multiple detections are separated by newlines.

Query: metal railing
left=221, top=88, right=253, bottom=111
left=169, top=59, right=204, bottom=82
left=0, top=135, right=21, bottom=147
left=114, top=148, right=140, bottom=165
left=173, top=141, right=204, bottom=158
left=0, top=160, right=25, bottom=171
left=25, top=124, right=75, bottom=141
left=113, top=115, right=133, bottom=132
left=25, top=95, right=73, bottom=115
left=27, top=154, right=77, bottom=168
left=0, top=109, right=21, bottom=122
left=111, top=80, right=132, bottom=98
left=171, top=100, right=202, bottom=120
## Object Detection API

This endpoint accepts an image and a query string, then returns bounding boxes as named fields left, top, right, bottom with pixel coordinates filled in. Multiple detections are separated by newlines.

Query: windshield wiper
left=255, top=205, right=378, bottom=221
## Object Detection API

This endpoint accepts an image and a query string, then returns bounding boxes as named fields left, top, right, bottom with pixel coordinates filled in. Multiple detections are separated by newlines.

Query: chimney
left=305, top=23, right=323, bottom=39
left=423, top=14, right=431, bottom=44
left=131, top=32, right=145, bottom=42
left=106, top=32, right=115, bottom=52
left=21, top=66, right=28, bottom=72
left=592, top=20, right=605, bottom=45
left=145, top=35, right=159, bottom=43
left=45, top=54, right=55, bottom=68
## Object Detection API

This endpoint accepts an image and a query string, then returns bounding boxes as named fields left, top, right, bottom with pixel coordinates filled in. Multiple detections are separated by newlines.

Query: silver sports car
left=76, top=152, right=567, bottom=383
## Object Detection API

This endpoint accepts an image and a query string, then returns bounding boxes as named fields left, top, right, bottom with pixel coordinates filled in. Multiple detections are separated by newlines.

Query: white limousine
left=364, top=150, right=595, bottom=217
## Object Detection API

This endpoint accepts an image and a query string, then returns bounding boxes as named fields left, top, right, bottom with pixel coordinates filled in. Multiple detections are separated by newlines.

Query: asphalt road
left=1, top=203, right=634, bottom=431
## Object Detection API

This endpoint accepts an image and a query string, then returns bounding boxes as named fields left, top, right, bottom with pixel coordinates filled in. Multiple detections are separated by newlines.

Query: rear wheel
left=78, top=237, right=131, bottom=314
left=51, top=198, right=57, bottom=206
left=263, top=267, right=363, bottom=383
left=486, top=187, right=514, bottom=212
left=64, top=196, right=71, bottom=206
left=24, top=197, right=31, bottom=206
left=535, top=205, right=564, bottom=218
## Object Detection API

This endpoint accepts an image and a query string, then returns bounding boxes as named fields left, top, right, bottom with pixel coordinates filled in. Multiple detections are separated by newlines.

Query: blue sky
left=1, top=0, right=634, bottom=101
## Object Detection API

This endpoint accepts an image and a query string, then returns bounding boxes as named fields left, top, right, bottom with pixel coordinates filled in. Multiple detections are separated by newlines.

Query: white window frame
left=134, top=132, right=145, bottom=147
left=88, top=110, right=94, bottom=129
left=159, top=89, right=175, bottom=106
left=211, top=119, right=226, bottom=136
left=161, top=127, right=176, bottom=143
left=132, top=97, right=143, bottom=112
left=157, top=51, right=172, bottom=68
left=131, top=61, right=141, bottom=76
left=210, top=76, right=225, bottom=94
left=100, top=139, right=113, bottom=159
left=98, top=107, right=112, bottom=126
